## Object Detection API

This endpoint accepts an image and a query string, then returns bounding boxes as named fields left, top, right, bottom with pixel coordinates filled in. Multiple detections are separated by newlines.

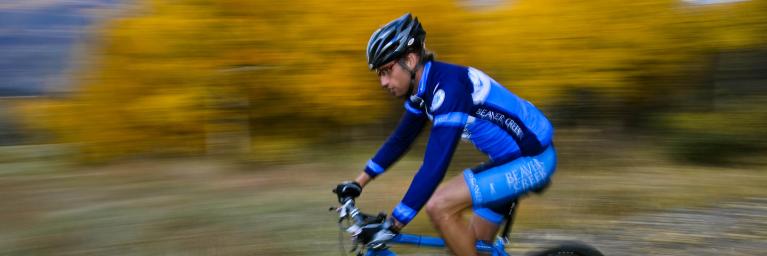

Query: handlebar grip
left=341, top=197, right=354, bottom=204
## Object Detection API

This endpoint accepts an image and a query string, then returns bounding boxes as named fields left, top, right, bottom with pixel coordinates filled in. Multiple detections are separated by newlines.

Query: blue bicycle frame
left=333, top=182, right=602, bottom=256
left=332, top=198, right=513, bottom=255
left=365, top=233, right=509, bottom=256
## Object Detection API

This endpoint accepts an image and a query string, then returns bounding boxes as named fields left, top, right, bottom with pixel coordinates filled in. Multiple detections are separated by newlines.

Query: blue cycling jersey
left=364, top=61, right=554, bottom=224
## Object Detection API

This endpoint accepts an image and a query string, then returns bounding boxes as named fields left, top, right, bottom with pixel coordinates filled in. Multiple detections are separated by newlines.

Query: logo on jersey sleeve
left=430, top=89, right=445, bottom=112
left=468, top=67, right=491, bottom=104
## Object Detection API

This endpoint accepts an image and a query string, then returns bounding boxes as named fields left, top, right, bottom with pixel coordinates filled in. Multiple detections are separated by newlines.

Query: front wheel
left=527, top=241, right=604, bottom=256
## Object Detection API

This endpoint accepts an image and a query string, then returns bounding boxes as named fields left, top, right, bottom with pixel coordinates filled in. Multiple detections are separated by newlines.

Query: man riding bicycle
left=335, top=13, right=556, bottom=256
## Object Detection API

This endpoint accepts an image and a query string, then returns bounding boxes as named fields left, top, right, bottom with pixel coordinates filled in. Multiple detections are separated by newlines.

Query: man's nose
left=379, top=76, right=389, bottom=87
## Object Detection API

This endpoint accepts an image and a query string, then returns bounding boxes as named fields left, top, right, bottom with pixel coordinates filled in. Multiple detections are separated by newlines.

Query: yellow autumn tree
left=15, top=0, right=767, bottom=163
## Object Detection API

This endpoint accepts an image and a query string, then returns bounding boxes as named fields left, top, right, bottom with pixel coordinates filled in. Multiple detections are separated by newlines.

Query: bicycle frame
left=364, top=233, right=509, bottom=256
left=333, top=198, right=511, bottom=256
left=333, top=185, right=602, bottom=256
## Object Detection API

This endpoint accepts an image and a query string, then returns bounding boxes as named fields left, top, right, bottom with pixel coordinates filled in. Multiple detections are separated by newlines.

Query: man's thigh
left=430, top=174, right=473, bottom=212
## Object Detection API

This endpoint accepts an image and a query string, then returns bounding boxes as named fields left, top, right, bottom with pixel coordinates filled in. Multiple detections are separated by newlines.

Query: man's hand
left=333, top=181, right=362, bottom=203
left=354, top=218, right=399, bottom=249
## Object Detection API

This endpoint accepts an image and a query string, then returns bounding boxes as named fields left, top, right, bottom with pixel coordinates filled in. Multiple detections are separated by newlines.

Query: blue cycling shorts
left=462, top=145, right=557, bottom=225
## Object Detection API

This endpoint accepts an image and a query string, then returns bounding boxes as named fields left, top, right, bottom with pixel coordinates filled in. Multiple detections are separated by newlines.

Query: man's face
left=376, top=59, right=411, bottom=98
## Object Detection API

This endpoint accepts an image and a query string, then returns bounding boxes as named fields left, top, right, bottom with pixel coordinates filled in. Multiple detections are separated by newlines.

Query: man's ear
left=408, top=52, right=418, bottom=69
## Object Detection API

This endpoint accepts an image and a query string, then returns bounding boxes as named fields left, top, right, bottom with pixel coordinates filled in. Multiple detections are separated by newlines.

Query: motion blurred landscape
left=1, top=0, right=766, bottom=255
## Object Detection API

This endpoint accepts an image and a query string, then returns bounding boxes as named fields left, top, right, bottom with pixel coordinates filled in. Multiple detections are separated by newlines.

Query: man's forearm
left=354, top=172, right=372, bottom=188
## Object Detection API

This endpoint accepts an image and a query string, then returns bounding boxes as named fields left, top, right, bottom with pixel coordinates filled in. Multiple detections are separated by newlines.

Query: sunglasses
left=375, top=62, right=396, bottom=77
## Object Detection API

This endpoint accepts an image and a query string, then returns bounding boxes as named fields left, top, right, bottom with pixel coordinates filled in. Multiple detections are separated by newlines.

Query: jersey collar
left=415, top=61, right=432, bottom=98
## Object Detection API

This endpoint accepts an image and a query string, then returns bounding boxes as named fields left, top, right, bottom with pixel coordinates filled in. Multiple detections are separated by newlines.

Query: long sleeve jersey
left=364, top=61, right=554, bottom=224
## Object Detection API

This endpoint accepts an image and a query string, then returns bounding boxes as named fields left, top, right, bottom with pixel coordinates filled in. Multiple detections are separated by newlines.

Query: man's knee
left=425, top=191, right=466, bottom=225
left=425, top=193, right=448, bottom=220
left=426, top=176, right=473, bottom=225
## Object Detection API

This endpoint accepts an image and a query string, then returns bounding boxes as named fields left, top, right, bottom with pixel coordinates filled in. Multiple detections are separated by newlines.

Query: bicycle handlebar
left=333, top=198, right=385, bottom=227
left=333, top=199, right=388, bottom=235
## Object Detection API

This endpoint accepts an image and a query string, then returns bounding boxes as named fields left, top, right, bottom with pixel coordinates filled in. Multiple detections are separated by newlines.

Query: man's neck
left=411, top=63, right=426, bottom=96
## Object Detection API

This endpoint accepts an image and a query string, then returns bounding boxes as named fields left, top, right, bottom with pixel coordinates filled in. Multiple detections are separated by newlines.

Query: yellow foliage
left=17, top=0, right=767, bottom=162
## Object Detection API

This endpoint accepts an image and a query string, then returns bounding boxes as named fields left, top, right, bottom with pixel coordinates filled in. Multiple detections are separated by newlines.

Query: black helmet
left=366, top=13, right=426, bottom=70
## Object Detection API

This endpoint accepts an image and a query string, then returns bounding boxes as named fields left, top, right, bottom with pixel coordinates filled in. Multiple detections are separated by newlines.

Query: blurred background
left=1, top=0, right=766, bottom=255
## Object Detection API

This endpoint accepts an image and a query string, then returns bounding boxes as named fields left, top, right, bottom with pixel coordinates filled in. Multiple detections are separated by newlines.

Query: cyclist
left=335, top=13, right=556, bottom=256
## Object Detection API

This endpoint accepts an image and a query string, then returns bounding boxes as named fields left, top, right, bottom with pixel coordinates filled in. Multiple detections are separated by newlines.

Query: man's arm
left=390, top=113, right=467, bottom=225
left=359, top=101, right=427, bottom=184
left=355, top=118, right=465, bottom=230
left=337, top=101, right=426, bottom=206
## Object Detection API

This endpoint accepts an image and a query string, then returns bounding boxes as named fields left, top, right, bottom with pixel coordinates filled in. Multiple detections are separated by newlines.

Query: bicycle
left=330, top=182, right=604, bottom=256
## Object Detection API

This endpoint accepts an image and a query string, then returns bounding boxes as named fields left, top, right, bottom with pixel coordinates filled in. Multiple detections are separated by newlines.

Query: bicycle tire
left=526, top=241, right=604, bottom=256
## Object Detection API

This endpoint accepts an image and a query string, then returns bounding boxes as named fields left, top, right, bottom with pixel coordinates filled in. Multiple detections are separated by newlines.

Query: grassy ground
left=1, top=130, right=766, bottom=255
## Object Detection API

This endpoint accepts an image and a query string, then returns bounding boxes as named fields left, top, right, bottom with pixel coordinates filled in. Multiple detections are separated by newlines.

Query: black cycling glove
left=333, top=181, right=362, bottom=203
